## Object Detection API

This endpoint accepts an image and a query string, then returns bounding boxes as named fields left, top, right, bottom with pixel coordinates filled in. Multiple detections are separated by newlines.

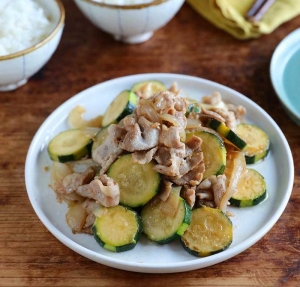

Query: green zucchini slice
left=131, top=80, right=167, bottom=96
left=186, top=131, right=226, bottom=179
left=92, top=205, right=142, bottom=252
left=181, top=205, right=233, bottom=257
left=141, top=190, right=192, bottom=245
left=91, top=126, right=109, bottom=153
left=229, top=168, right=267, bottom=207
left=235, top=124, right=270, bottom=164
left=107, top=154, right=160, bottom=208
left=208, top=119, right=247, bottom=150
left=102, top=90, right=138, bottom=127
left=48, top=129, right=93, bottom=163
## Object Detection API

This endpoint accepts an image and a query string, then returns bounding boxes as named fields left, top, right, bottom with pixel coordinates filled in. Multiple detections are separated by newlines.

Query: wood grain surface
left=1, top=1, right=299, bottom=286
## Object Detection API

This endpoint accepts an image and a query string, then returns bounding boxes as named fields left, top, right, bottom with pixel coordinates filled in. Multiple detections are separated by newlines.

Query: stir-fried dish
left=48, top=80, right=269, bottom=257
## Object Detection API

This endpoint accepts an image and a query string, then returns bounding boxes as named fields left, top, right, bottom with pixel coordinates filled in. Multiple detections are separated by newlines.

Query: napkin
left=187, top=0, right=300, bottom=39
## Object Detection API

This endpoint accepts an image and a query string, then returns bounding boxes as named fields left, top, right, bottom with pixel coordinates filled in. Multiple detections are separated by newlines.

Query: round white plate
left=25, top=73, right=294, bottom=273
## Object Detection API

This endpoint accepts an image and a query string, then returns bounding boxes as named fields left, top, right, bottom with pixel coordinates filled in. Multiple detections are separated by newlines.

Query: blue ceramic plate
left=270, top=28, right=300, bottom=125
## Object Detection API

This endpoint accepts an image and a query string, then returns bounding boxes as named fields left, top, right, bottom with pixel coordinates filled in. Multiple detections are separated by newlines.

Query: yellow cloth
left=187, top=0, right=300, bottom=39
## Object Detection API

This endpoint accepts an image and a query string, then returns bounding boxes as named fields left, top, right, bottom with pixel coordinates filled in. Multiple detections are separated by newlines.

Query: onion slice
left=219, top=151, right=246, bottom=211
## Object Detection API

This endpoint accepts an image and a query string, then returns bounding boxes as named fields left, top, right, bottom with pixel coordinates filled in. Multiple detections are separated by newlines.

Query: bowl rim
left=75, top=0, right=171, bottom=10
left=0, top=0, right=65, bottom=61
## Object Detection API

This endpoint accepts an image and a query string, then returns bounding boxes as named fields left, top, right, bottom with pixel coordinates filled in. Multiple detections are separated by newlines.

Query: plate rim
left=270, top=28, right=300, bottom=124
left=25, top=73, right=294, bottom=273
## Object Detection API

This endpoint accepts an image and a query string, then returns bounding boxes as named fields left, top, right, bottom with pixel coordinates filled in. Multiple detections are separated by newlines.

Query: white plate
left=25, top=73, right=294, bottom=273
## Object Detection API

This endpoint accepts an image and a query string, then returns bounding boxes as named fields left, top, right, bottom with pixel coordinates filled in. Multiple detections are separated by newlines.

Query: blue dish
left=270, top=28, right=300, bottom=125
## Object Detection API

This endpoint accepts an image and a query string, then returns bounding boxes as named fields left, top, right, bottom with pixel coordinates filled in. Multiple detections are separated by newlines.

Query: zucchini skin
left=107, top=154, right=161, bottom=208
left=235, top=124, right=270, bottom=164
left=208, top=119, right=247, bottom=150
left=154, top=199, right=192, bottom=245
left=48, top=129, right=93, bottom=163
left=102, top=90, right=138, bottom=127
left=92, top=205, right=142, bottom=252
left=229, top=191, right=267, bottom=207
left=245, top=149, right=269, bottom=164
left=181, top=205, right=233, bottom=257
left=229, top=168, right=267, bottom=207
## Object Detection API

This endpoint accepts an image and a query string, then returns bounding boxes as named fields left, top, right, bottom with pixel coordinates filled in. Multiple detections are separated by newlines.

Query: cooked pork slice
left=197, top=177, right=213, bottom=189
left=169, top=82, right=179, bottom=93
left=159, top=125, right=184, bottom=149
left=62, top=166, right=95, bottom=194
left=119, top=116, right=159, bottom=151
left=153, top=146, right=185, bottom=177
left=108, top=123, right=127, bottom=145
left=158, top=180, right=173, bottom=201
left=200, top=105, right=225, bottom=123
left=132, top=147, right=158, bottom=164
left=150, top=91, right=188, bottom=115
left=170, top=161, right=205, bottom=186
left=135, top=82, right=153, bottom=100
left=227, top=104, right=246, bottom=125
left=76, top=175, right=120, bottom=207
left=92, top=134, right=123, bottom=174
left=181, top=185, right=196, bottom=208
left=201, top=92, right=222, bottom=106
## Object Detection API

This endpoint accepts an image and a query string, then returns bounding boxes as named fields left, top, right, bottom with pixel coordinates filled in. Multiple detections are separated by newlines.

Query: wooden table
left=1, top=1, right=299, bottom=286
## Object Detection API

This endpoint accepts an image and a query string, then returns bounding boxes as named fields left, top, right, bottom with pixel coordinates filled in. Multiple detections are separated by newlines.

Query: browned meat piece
left=200, top=105, right=226, bottom=123
left=92, top=132, right=123, bottom=174
left=119, top=116, right=159, bottom=151
left=154, top=134, right=204, bottom=182
left=153, top=146, right=185, bottom=177
left=76, top=175, right=120, bottom=207
left=134, top=82, right=155, bottom=100
left=132, top=147, right=158, bottom=164
left=170, top=161, right=205, bottom=186
left=181, top=185, right=196, bottom=208
left=169, top=82, right=179, bottom=93
left=158, top=180, right=173, bottom=201
left=159, top=125, right=184, bottom=149
left=150, top=91, right=188, bottom=115
left=201, top=92, right=222, bottom=105
left=62, top=166, right=95, bottom=194
left=196, top=174, right=227, bottom=210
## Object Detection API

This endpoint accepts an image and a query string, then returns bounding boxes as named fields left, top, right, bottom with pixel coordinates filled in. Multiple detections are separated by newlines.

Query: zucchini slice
left=229, top=168, right=267, bottom=207
left=48, top=129, right=93, bottom=163
left=141, top=190, right=192, bottom=245
left=102, top=90, right=138, bottom=127
left=235, top=124, right=270, bottom=164
left=186, top=131, right=226, bottom=179
left=107, top=154, right=160, bottom=208
left=131, top=80, right=167, bottom=96
left=91, top=126, right=109, bottom=153
left=208, top=119, right=247, bottom=150
left=181, top=205, right=233, bottom=257
left=92, top=205, right=142, bottom=252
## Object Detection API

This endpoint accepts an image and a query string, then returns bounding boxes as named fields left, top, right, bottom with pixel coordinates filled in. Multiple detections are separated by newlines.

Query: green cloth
left=187, top=0, right=300, bottom=39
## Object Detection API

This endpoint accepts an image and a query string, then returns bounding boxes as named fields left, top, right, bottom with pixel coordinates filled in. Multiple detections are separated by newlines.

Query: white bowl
left=0, top=0, right=65, bottom=92
left=73, top=0, right=185, bottom=44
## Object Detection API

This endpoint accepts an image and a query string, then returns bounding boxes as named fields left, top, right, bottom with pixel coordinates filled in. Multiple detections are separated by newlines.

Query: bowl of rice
left=73, top=0, right=185, bottom=44
left=0, top=0, right=65, bottom=91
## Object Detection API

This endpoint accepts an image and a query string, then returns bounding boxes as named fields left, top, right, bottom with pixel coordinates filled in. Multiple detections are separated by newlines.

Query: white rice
left=93, top=0, right=154, bottom=5
left=0, top=0, right=53, bottom=56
